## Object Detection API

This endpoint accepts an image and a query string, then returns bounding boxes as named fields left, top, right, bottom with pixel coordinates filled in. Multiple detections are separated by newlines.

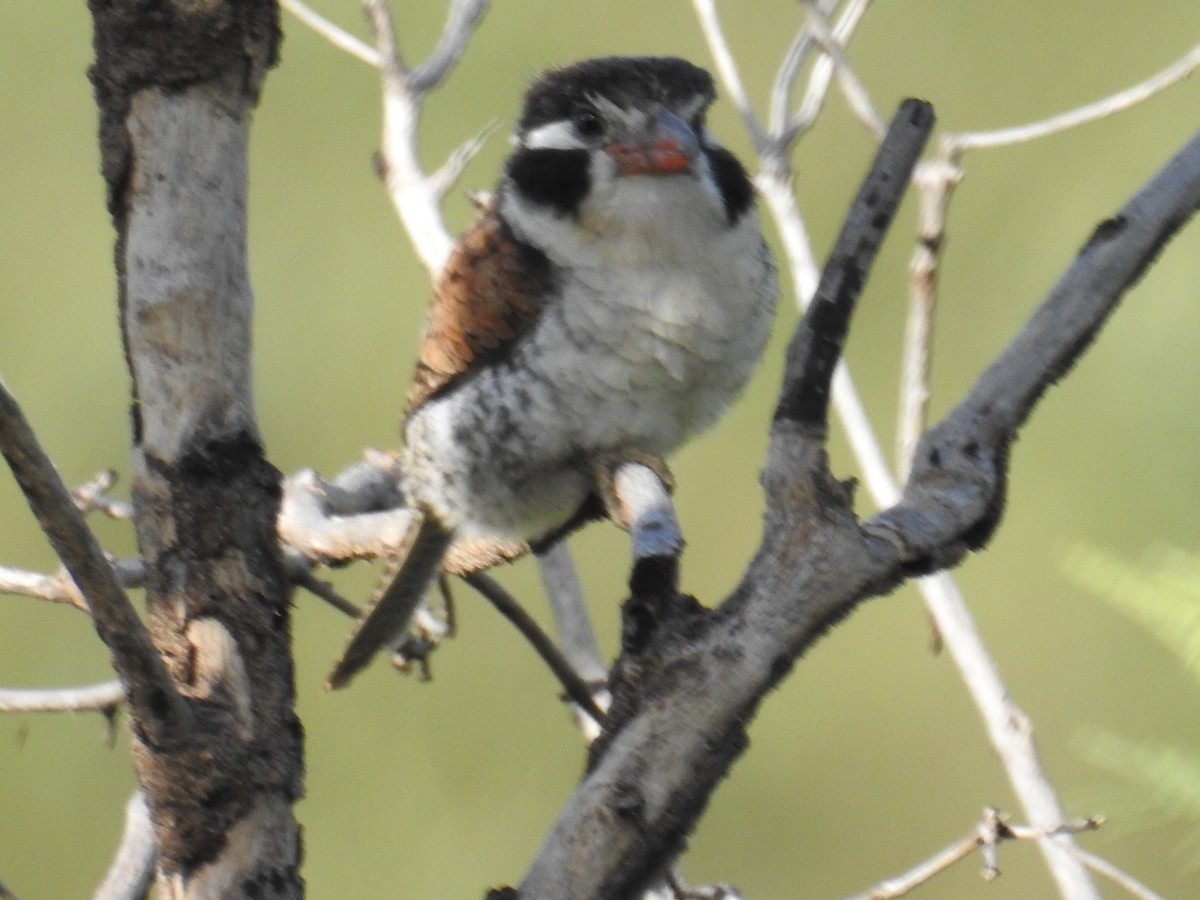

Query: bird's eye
left=572, top=108, right=604, bottom=139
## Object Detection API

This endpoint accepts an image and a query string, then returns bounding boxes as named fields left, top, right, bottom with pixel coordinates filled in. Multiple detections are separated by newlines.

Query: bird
left=327, top=55, right=777, bottom=689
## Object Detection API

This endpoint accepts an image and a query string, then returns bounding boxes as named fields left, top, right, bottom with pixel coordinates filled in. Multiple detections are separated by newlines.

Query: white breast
left=403, top=173, right=777, bottom=541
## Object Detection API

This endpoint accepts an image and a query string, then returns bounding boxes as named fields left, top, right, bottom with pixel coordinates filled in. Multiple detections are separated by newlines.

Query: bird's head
left=502, top=57, right=754, bottom=245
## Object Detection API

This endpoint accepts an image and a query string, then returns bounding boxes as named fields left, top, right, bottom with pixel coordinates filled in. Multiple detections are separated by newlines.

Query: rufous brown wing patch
left=406, top=209, right=549, bottom=411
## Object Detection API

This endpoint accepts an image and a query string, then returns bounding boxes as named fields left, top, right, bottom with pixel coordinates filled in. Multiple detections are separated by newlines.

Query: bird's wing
left=400, top=206, right=556, bottom=577
left=406, top=207, right=551, bottom=411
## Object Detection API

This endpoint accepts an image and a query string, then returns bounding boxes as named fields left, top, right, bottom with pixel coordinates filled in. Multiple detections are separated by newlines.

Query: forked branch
left=517, top=100, right=934, bottom=900
left=514, top=104, right=1200, bottom=900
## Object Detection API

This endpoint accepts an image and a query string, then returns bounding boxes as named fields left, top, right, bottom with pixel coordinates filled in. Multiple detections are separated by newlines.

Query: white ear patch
left=523, top=120, right=586, bottom=150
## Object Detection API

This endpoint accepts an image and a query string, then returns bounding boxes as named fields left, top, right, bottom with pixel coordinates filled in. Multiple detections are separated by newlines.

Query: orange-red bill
left=605, top=138, right=691, bottom=176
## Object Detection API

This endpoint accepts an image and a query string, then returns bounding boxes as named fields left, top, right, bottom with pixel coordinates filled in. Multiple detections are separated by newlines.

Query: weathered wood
left=88, top=2, right=301, bottom=895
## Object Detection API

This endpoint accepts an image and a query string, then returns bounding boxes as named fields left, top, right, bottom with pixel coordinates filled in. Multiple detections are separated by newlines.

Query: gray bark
left=88, top=2, right=302, bottom=896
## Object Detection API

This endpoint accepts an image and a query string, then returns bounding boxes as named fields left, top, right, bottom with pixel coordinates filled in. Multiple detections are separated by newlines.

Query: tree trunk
left=88, top=2, right=302, bottom=895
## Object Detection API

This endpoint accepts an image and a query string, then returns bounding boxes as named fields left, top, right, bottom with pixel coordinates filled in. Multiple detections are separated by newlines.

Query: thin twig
left=537, top=543, right=607, bottom=684
left=1074, top=847, right=1166, bottom=900
left=71, top=469, right=133, bottom=519
left=2, top=471, right=134, bottom=608
left=295, top=571, right=362, bottom=618
left=895, top=157, right=956, bottom=478
left=768, top=27, right=811, bottom=138
left=0, top=564, right=85, bottom=609
left=898, top=42, right=1200, bottom=476
left=800, top=0, right=884, bottom=138
left=429, top=118, right=501, bottom=197
left=690, top=0, right=768, bottom=153
left=536, top=543, right=609, bottom=743
left=785, top=0, right=874, bottom=144
left=2, top=557, right=145, bottom=612
left=765, top=0, right=846, bottom=135
left=280, top=0, right=382, bottom=67
left=842, top=810, right=1102, bottom=900
left=946, top=43, right=1200, bottom=155
left=464, top=572, right=606, bottom=728
left=0, top=680, right=124, bottom=714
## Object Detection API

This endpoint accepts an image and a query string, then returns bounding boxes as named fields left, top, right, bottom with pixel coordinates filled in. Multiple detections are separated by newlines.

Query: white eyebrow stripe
left=523, top=120, right=587, bottom=150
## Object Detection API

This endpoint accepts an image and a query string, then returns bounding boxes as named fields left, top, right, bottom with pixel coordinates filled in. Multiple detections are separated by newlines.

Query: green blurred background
left=3, top=2, right=1199, bottom=897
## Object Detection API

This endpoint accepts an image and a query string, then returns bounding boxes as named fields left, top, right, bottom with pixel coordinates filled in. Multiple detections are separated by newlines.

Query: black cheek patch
left=506, top=148, right=592, bottom=218
left=705, top=146, right=754, bottom=224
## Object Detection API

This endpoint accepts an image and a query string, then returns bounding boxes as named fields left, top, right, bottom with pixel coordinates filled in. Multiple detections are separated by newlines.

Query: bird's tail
left=326, top=513, right=453, bottom=690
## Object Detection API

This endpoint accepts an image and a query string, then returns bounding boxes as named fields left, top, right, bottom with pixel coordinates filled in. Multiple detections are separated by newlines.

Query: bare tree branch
left=514, top=98, right=1200, bottom=899
left=409, top=0, right=490, bottom=92
left=799, top=0, right=884, bottom=138
left=537, top=543, right=610, bottom=742
left=948, top=42, right=1200, bottom=155
left=279, top=0, right=381, bottom=67
left=864, top=122, right=1200, bottom=899
left=696, top=8, right=1181, bottom=895
left=94, top=792, right=156, bottom=900
left=0, top=680, right=124, bottom=715
left=278, top=452, right=414, bottom=564
left=0, top=381, right=191, bottom=740
left=517, top=100, right=933, bottom=899
left=71, top=469, right=134, bottom=520
left=429, top=119, right=502, bottom=197
left=364, top=0, right=490, bottom=275
left=0, top=563, right=87, bottom=610
left=691, top=0, right=769, bottom=153
left=464, top=573, right=607, bottom=727
left=895, top=156, right=954, bottom=477
left=776, top=100, right=932, bottom=427
left=1, top=556, right=145, bottom=610
left=897, top=40, right=1200, bottom=473
left=1074, top=847, right=1166, bottom=900
left=537, top=543, right=607, bottom=685
left=293, top=569, right=362, bottom=618
left=782, top=0, right=873, bottom=144
left=841, top=810, right=1103, bottom=900
left=766, top=0, right=837, bottom=136
left=872, top=126, right=1200, bottom=568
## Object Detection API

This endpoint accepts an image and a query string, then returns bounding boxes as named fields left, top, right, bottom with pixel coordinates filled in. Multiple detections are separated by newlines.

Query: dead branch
left=516, top=98, right=933, bottom=900
left=94, top=792, right=156, bottom=900
left=842, top=810, right=1103, bottom=900
left=0, top=381, right=190, bottom=740
left=514, top=103, right=1200, bottom=899
left=0, top=680, right=124, bottom=715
